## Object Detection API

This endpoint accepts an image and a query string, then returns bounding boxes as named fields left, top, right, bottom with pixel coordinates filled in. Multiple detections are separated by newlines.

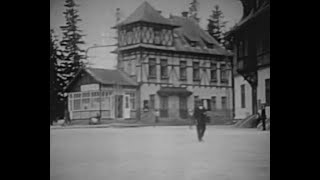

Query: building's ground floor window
left=69, top=90, right=137, bottom=119
left=221, top=96, right=227, bottom=109
left=211, top=96, right=216, bottom=110
left=201, top=99, right=211, bottom=111
left=160, top=96, right=168, bottom=117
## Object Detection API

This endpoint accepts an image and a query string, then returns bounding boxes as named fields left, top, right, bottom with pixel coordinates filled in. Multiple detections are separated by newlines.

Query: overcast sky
left=50, top=0, right=243, bottom=69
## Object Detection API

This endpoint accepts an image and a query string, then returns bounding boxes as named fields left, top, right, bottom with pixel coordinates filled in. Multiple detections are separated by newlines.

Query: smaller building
left=65, top=68, right=138, bottom=120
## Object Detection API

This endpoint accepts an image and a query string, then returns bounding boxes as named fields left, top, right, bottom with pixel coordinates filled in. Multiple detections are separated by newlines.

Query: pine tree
left=188, top=0, right=200, bottom=23
left=50, top=29, right=64, bottom=124
left=60, top=0, right=85, bottom=88
left=207, top=5, right=227, bottom=46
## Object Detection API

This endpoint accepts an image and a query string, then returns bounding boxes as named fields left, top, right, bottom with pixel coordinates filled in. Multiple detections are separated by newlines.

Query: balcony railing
left=257, top=51, right=270, bottom=67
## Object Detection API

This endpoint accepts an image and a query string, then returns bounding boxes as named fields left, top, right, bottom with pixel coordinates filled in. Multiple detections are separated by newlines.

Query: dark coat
left=194, top=107, right=207, bottom=126
left=261, top=109, right=266, bottom=120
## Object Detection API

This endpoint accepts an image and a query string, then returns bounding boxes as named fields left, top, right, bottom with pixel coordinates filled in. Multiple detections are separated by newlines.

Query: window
left=211, top=96, right=216, bottom=110
left=160, top=59, right=168, bottom=79
left=127, top=92, right=136, bottom=109
left=210, top=63, right=217, bottom=82
left=180, top=61, right=187, bottom=80
left=82, top=98, right=90, bottom=110
left=102, top=91, right=112, bottom=110
left=194, top=96, right=199, bottom=107
left=91, top=91, right=100, bottom=110
left=241, top=84, right=246, bottom=108
left=70, top=91, right=113, bottom=112
left=148, top=58, right=156, bottom=78
left=73, top=99, right=81, bottom=110
left=220, top=64, right=228, bottom=83
left=190, top=41, right=196, bottom=47
left=193, top=62, right=200, bottom=81
left=150, top=94, right=155, bottom=110
left=127, top=61, right=132, bottom=75
left=68, top=96, right=73, bottom=111
left=221, top=96, right=227, bottom=109
left=202, top=99, right=211, bottom=111
left=237, top=39, right=248, bottom=59
left=237, top=40, right=244, bottom=58
left=143, top=100, right=149, bottom=110
left=265, top=79, right=270, bottom=106
left=160, top=96, right=169, bottom=117
left=73, top=93, right=81, bottom=111
left=125, top=96, right=129, bottom=108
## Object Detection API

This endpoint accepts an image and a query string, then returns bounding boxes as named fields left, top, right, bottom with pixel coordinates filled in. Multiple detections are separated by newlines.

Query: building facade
left=66, top=68, right=139, bottom=120
left=65, top=1, right=233, bottom=123
left=227, top=0, right=270, bottom=119
left=113, top=2, right=233, bottom=122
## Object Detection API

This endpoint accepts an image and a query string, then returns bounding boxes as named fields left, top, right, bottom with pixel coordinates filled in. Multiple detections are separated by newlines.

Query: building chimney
left=182, top=11, right=188, bottom=17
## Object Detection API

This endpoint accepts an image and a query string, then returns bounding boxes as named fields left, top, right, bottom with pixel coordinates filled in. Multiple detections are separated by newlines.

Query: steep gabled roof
left=115, top=1, right=175, bottom=27
left=226, top=1, right=269, bottom=36
left=169, top=16, right=232, bottom=56
left=65, top=68, right=138, bottom=92
left=170, top=16, right=220, bottom=45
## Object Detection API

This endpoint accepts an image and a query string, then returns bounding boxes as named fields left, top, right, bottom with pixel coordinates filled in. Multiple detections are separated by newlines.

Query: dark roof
left=112, top=16, right=232, bottom=56
left=169, top=16, right=232, bottom=56
left=85, top=68, right=138, bottom=86
left=111, top=2, right=232, bottom=56
left=226, top=1, right=269, bottom=36
left=114, top=1, right=175, bottom=27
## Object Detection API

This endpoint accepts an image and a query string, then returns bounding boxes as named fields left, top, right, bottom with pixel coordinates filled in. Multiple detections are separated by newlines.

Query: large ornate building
left=227, top=0, right=270, bottom=120
left=66, top=1, right=233, bottom=123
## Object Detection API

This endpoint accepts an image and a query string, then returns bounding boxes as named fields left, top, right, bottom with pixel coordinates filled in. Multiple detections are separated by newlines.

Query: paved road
left=50, top=126, right=270, bottom=180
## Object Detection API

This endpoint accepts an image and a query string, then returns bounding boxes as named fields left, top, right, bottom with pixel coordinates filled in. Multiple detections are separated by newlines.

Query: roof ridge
left=115, top=1, right=174, bottom=27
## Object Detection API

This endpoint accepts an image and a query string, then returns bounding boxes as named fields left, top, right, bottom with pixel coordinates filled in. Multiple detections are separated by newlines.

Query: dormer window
left=184, top=36, right=197, bottom=47
left=202, top=38, right=214, bottom=49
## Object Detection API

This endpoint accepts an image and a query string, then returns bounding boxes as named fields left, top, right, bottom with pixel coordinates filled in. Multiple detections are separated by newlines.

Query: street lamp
left=84, top=44, right=117, bottom=123
left=84, top=44, right=117, bottom=64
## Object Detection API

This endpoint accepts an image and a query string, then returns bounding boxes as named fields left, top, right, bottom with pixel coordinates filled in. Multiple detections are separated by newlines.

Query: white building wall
left=140, top=84, right=161, bottom=109
left=234, top=75, right=252, bottom=119
left=257, top=67, right=270, bottom=118
left=234, top=66, right=270, bottom=120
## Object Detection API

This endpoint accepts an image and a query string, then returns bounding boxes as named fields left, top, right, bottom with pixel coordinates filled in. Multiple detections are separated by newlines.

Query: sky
left=50, top=0, right=243, bottom=69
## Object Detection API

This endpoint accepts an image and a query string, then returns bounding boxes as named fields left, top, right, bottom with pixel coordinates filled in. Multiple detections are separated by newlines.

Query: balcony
left=236, top=57, right=257, bottom=74
left=257, top=51, right=270, bottom=67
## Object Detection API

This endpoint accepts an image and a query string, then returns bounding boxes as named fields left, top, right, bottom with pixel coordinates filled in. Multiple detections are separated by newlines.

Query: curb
left=50, top=124, right=150, bottom=130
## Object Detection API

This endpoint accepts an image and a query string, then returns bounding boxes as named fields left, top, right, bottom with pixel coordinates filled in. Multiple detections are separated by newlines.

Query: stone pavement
left=50, top=126, right=270, bottom=180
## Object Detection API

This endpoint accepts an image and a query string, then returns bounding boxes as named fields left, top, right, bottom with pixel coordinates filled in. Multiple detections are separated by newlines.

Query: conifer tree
left=59, top=0, right=85, bottom=87
left=188, top=0, right=200, bottom=23
left=50, top=29, right=64, bottom=123
left=207, top=5, right=227, bottom=46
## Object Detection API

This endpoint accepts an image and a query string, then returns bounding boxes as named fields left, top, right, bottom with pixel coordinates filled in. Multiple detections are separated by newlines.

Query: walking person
left=194, top=102, right=207, bottom=142
left=260, top=104, right=267, bottom=131
left=154, top=108, right=159, bottom=127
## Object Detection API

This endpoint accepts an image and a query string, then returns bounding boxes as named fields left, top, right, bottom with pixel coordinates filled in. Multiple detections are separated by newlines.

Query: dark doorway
left=179, top=96, right=188, bottom=119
